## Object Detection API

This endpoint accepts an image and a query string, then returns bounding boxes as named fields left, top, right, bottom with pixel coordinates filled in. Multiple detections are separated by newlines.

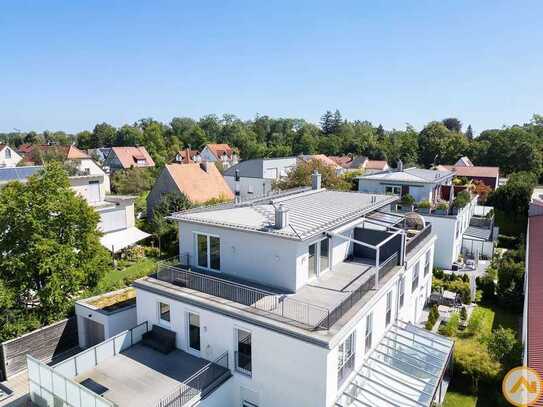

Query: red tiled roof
left=329, top=156, right=353, bottom=168
left=528, top=214, right=543, bottom=392
left=16, top=144, right=89, bottom=161
left=441, top=165, right=499, bottom=178
left=205, top=144, right=236, bottom=160
left=175, top=148, right=200, bottom=164
left=166, top=163, right=234, bottom=203
left=365, top=160, right=389, bottom=170
left=111, top=146, right=155, bottom=169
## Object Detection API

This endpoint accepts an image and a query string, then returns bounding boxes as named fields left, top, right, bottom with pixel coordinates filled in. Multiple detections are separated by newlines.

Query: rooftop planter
left=417, top=199, right=432, bottom=214
left=397, top=194, right=415, bottom=212
left=452, top=191, right=471, bottom=214
left=434, top=201, right=449, bottom=215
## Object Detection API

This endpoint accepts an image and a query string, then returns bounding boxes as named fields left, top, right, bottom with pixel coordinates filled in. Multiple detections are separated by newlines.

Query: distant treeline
left=2, top=112, right=543, bottom=177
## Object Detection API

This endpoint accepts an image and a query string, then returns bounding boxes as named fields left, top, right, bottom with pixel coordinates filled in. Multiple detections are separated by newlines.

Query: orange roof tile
left=111, top=146, right=155, bottom=169
left=205, top=143, right=236, bottom=159
left=16, top=144, right=89, bottom=160
left=441, top=164, right=499, bottom=178
left=365, top=160, right=389, bottom=170
left=175, top=148, right=200, bottom=164
left=166, top=163, right=234, bottom=203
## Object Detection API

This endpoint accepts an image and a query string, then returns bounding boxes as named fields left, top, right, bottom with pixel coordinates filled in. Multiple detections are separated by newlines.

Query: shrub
left=454, top=339, right=500, bottom=393
left=441, top=313, right=460, bottom=337
left=486, top=327, right=518, bottom=366
left=426, top=304, right=440, bottom=330
left=143, top=246, right=161, bottom=258
left=453, top=190, right=471, bottom=208
left=418, top=199, right=431, bottom=209
left=433, top=267, right=444, bottom=279
left=436, top=201, right=449, bottom=210
left=461, top=274, right=469, bottom=283
left=460, top=306, right=468, bottom=321
left=400, top=193, right=415, bottom=206
left=477, top=275, right=496, bottom=302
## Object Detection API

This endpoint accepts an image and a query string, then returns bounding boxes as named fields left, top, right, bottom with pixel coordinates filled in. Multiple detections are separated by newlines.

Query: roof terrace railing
left=405, top=223, right=432, bottom=255
left=155, top=263, right=330, bottom=330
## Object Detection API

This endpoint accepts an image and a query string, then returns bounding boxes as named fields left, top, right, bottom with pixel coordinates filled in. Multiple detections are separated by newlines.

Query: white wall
left=70, top=175, right=107, bottom=204
left=358, top=179, right=433, bottom=202
left=136, top=288, right=329, bottom=407
left=224, top=176, right=273, bottom=200
left=0, top=146, right=22, bottom=167
left=179, top=222, right=300, bottom=291
left=77, top=158, right=110, bottom=193
left=97, top=202, right=134, bottom=233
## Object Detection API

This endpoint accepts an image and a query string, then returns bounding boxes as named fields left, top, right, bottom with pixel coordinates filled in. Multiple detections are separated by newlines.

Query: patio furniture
left=142, top=325, right=176, bottom=354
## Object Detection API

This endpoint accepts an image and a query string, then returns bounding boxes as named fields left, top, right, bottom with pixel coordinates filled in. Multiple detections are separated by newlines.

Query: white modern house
left=358, top=167, right=498, bottom=269
left=223, top=157, right=298, bottom=200
left=0, top=144, right=22, bottom=167
left=200, top=144, right=239, bottom=169
left=28, top=173, right=454, bottom=407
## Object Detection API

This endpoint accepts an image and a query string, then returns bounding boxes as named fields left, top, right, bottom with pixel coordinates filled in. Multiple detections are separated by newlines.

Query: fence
left=53, top=321, right=148, bottom=378
left=1, top=316, right=78, bottom=380
left=155, top=263, right=329, bottom=330
left=27, top=354, right=115, bottom=407
left=156, top=351, right=230, bottom=407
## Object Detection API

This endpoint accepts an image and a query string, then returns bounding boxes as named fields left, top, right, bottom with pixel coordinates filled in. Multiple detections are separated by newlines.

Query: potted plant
left=417, top=199, right=432, bottom=214
left=434, top=201, right=449, bottom=215
left=452, top=190, right=471, bottom=214
left=397, top=193, right=415, bottom=212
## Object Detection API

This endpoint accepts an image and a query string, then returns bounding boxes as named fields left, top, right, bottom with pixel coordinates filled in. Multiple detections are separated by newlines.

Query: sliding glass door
left=308, top=238, right=330, bottom=281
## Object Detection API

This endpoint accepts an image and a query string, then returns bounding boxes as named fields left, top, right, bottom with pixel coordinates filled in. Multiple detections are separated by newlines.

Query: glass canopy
left=336, top=320, right=454, bottom=407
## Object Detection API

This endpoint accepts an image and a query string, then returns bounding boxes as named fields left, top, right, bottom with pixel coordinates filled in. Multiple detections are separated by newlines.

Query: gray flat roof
left=170, top=189, right=398, bottom=240
left=358, top=168, right=453, bottom=184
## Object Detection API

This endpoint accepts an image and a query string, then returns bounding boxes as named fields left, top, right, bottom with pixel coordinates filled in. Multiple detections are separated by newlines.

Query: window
left=399, top=276, right=405, bottom=308
left=158, top=302, right=170, bottom=323
left=385, top=185, right=401, bottom=195
left=308, top=243, right=317, bottom=279
left=5, top=148, right=11, bottom=159
left=236, top=329, right=252, bottom=376
left=365, top=313, right=373, bottom=351
left=337, top=331, right=356, bottom=387
left=386, top=291, right=393, bottom=326
left=411, top=262, right=420, bottom=293
left=424, top=251, right=431, bottom=276
left=188, top=313, right=200, bottom=352
left=320, top=239, right=330, bottom=272
left=196, top=233, right=220, bottom=271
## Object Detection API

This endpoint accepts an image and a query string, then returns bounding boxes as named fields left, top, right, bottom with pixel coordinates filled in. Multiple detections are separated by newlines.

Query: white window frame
left=424, top=250, right=431, bottom=276
left=385, top=185, right=401, bottom=196
left=386, top=290, right=393, bottom=326
left=157, top=301, right=171, bottom=327
left=399, top=276, right=405, bottom=309
left=365, top=313, right=373, bottom=352
left=186, top=311, right=201, bottom=355
left=194, top=232, right=221, bottom=272
left=307, top=237, right=331, bottom=281
left=411, top=262, right=420, bottom=293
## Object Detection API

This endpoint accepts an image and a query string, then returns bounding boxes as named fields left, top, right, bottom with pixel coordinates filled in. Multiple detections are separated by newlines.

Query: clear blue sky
left=1, top=0, right=542, bottom=134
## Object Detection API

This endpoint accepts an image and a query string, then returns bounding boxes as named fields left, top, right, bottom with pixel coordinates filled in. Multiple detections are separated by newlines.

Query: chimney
left=235, top=169, right=241, bottom=204
left=312, top=170, right=322, bottom=190
left=275, top=204, right=289, bottom=229
left=397, top=160, right=404, bottom=172
left=200, top=161, right=210, bottom=172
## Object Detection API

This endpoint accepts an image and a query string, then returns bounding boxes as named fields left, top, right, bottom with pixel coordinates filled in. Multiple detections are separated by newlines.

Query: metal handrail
left=155, top=262, right=330, bottom=330
left=156, top=351, right=230, bottom=407
left=406, top=223, right=432, bottom=254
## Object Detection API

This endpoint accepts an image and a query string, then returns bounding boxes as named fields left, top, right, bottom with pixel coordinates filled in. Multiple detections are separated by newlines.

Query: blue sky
left=1, top=0, right=542, bottom=133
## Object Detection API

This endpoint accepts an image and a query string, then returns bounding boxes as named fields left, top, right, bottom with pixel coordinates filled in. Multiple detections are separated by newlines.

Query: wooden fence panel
left=0, top=317, right=78, bottom=380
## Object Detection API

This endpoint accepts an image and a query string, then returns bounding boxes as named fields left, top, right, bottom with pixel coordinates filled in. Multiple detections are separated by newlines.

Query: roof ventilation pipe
left=235, top=169, right=241, bottom=204
left=397, top=160, right=404, bottom=172
left=312, top=170, right=322, bottom=190
left=275, top=204, right=289, bottom=229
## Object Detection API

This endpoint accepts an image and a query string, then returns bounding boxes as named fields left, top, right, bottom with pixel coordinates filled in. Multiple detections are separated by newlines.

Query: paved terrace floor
left=74, top=344, right=216, bottom=407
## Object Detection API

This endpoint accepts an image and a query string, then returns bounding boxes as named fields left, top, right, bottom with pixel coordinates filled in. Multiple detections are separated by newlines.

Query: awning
left=100, top=227, right=150, bottom=253
left=336, top=321, right=454, bottom=407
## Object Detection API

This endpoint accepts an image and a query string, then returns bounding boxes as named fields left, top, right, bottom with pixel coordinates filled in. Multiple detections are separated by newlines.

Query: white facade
left=358, top=177, right=436, bottom=202
left=135, top=236, right=434, bottom=407
left=0, top=145, right=22, bottom=167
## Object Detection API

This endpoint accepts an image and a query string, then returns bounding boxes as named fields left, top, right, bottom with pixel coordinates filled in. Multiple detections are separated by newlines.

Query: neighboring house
left=330, top=155, right=390, bottom=174
left=200, top=143, right=239, bottom=169
left=437, top=157, right=500, bottom=190
left=104, top=146, right=155, bottom=171
left=174, top=147, right=201, bottom=164
left=223, top=157, right=298, bottom=200
left=87, top=147, right=112, bottom=164
left=29, top=177, right=455, bottom=407
left=357, top=166, right=455, bottom=202
left=523, top=193, right=543, bottom=385
left=357, top=167, right=497, bottom=268
left=298, top=154, right=344, bottom=174
left=0, top=165, right=148, bottom=253
left=0, top=144, right=22, bottom=167
left=146, top=162, right=234, bottom=219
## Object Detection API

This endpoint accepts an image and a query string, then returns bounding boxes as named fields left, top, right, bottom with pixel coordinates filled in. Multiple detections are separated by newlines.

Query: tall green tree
left=0, top=162, right=109, bottom=317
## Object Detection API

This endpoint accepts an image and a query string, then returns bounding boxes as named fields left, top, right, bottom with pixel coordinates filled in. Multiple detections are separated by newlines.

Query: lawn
left=442, top=303, right=521, bottom=407
left=443, top=391, right=477, bottom=407
left=96, top=257, right=159, bottom=291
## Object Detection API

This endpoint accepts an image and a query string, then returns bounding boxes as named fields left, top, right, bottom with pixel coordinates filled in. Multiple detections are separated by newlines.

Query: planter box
left=397, top=204, right=414, bottom=212
left=418, top=207, right=432, bottom=214
left=434, top=208, right=449, bottom=215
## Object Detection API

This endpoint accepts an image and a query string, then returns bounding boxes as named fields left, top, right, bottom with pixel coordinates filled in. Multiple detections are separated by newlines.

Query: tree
left=487, top=171, right=536, bottom=216
left=442, top=118, right=462, bottom=133
left=465, top=124, right=474, bottom=139
left=150, top=192, right=192, bottom=255
left=454, top=339, right=500, bottom=392
left=274, top=159, right=350, bottom=191
left=92, top=122, right=116, bottom=148
left=0, top=162, right=109, bottom=317
left=111, top=168, right=156, bottom=194
left=418, top=121, right=451, bottom=166
left=486, top=327, right=518, bottom=365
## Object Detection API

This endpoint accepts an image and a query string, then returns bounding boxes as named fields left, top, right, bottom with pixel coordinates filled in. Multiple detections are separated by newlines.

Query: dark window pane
left=210, top=236, right=220, bottom=270
left=197, top=235, right=208, bottom=268
left=320, top=239, right=329, bottom=272
left=159, top=302, right=170, bottom=322
left=237, top=329, right=252, bottom=374
left=188, top=313, right=200, bottom=351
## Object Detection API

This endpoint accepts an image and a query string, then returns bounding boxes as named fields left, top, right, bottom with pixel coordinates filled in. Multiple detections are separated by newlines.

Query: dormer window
left=5, top=148, right=11, bottom=159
